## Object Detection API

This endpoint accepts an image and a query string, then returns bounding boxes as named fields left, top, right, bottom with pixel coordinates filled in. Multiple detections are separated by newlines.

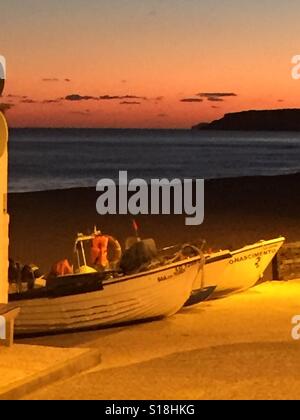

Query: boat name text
left=157, top=265, right=187, bottom=282
left=229, top=247, right=278, bottom=265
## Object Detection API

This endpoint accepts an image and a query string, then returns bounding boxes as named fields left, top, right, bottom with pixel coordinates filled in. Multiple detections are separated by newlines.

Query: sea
left=8, top=128, right=300, bottom=193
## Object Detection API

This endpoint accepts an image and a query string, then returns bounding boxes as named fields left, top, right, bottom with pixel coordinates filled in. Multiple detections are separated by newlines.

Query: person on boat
left=9, top=259, right=42, bottom=292
left=50, top=259, right=73, bottom=277
left=21, top=264, right=42, bottom=290
left=9, top=259, right=23, bottom=293
left=90, top=234, right=109, bottom=270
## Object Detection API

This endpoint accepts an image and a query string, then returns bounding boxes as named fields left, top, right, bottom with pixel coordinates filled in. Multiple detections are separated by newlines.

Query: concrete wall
left=0, top=112, right=9, bottom=303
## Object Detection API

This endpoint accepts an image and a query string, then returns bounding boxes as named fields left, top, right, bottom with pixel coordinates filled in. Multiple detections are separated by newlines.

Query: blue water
left=8, top=128, right=300, bottom=193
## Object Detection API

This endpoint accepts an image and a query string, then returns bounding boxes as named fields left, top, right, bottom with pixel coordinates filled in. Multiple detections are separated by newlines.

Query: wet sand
left=8, top=173, right=300, bottom=272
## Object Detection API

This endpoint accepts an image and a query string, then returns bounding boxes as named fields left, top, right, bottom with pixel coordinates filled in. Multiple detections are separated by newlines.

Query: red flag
left=132, top=219, right=139, bottom=234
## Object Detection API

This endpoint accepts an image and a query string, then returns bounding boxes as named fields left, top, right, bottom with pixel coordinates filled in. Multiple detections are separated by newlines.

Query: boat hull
left=206, top=238, right=285, bottom=299
left=14, top=257, right=201, bottom=335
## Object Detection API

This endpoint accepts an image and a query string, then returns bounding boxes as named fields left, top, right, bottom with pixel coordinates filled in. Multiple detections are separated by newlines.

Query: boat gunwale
left=102, top=255, right=202, bottom=286
left=229, top=237, right=285, bottom=256
left=10, top=255, right=202, bottom=303
left=205, top=251, right=232, bottom=264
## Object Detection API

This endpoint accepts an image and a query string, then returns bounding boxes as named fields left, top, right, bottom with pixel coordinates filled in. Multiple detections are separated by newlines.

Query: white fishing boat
left=204, top=237, right=285, bottom=299
left=9, top=232, right=203, bottom=335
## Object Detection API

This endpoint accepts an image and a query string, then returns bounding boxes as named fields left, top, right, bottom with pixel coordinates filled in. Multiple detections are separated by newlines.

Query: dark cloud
left=65, top=94, right=147, bottom=102
left=71, top=110, right=91, bottom=116
left=99, top=95, right=147, bottom=101
left=43, top=78, right=71, bottom=83
left=20, top=99, right=37, bottom=104
left=120, top=101, right=141, bottom=105
left=65, top=94, right=97, bottom=101
left=197, top=92, right=237, bottom=102
left=180, top=98, right=203, bottom=103
left=42, top=78, right=60, bottom=82
left=10, top=93, right=148, bottom=105
left=6, top=94, right=28, bottom=99
left=206, top=97, right=224, bottom=102
left=158, top=113, right=168, bottom=118
left=15, top=93, right=149, bottom=106
left=99, top=95, right=121, bottom=100
left=0, top=103, right=14, bottom=113
left=42, top=99, right=63, bottom=104
left=154, top=96, right=164, bottom=101
left=197, top=92, right=237, bottom=98
left=13, top=97, right=63, bottom=105
left=120, top=95, right=147, bottom=100
left=211, top=105, right=220, bottom=109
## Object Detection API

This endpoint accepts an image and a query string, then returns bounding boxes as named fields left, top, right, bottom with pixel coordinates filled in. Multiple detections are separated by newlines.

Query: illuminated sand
left=0, top=345, right=98, bottom=399
left=22, top=280, right=300, bottom=400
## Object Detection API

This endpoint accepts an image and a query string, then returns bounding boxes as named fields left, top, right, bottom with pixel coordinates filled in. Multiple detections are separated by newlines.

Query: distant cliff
left=192, top=109, right=300, bottom=131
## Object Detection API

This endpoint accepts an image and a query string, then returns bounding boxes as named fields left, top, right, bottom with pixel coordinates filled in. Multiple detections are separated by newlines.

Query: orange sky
left=1, top=0, right=300, bottom=128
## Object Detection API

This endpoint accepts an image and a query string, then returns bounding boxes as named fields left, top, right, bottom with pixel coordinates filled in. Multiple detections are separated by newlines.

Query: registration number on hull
left=229, top=246, right=279, bottom=266
left=157, top=264, right=189, bottom=282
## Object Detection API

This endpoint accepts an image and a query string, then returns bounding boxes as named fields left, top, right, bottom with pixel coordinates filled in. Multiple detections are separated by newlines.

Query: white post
left=0, top=112, right=9, bottom=303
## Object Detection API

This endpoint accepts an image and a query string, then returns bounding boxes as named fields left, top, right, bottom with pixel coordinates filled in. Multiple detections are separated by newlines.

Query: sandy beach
left=20, top=280, right=300, bottom=400
left=8, top=173, right=300, bottom=273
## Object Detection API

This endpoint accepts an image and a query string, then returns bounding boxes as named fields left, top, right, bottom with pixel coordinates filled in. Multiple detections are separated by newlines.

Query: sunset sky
left=1, top=0, right=300, bottom=128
